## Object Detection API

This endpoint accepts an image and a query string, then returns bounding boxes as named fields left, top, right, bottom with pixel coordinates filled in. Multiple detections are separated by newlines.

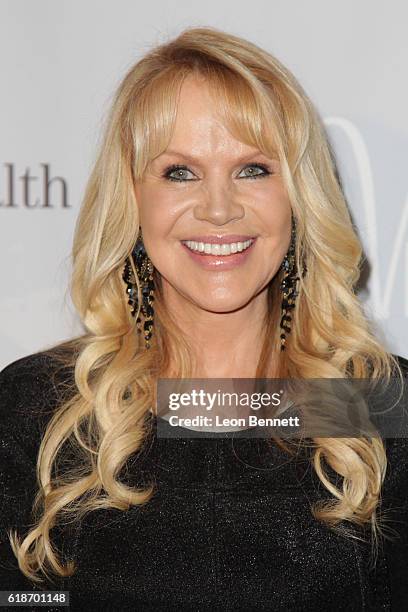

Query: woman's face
left=134, top=75, right=292, bottom=315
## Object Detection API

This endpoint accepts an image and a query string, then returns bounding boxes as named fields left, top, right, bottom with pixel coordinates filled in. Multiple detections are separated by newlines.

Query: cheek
left=137, top=185, right=183, bottom=235
left=256, top=190, right=292, bottom=264
left=135, top=191, right=177, bottom=272
left=258, top=187, right=292, bottom=233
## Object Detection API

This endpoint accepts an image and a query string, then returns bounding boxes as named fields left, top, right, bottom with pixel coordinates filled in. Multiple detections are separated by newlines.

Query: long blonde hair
left=10, top=26, right=403, bottom=583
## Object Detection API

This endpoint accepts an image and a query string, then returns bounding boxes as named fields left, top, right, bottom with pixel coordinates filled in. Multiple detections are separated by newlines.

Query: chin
left=192, top=294, right=254, bottom=314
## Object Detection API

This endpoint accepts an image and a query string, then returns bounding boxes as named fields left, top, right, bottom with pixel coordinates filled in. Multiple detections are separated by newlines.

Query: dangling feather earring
left=122, top=227, right=155, bottom=348
left=279, top=216, right=306, bottom=351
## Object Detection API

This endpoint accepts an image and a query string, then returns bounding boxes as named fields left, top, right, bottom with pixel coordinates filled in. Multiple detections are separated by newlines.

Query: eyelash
left=162, top=163, right=272, bottom=182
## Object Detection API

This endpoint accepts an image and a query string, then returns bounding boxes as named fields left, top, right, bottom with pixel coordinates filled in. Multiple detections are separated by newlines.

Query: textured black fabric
left=0, top=351, right=407, bottom=611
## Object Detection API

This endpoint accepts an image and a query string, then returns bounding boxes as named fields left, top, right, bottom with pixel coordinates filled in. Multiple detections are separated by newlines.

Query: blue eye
left=162, top=162, right=271, bottom=182
left=238, top=164, right=271, bottom=179
left=163, top=165, right=196, bottom=182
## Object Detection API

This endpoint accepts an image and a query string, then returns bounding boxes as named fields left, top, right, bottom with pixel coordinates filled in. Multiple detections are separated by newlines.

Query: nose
left=193, top=176, right=245, bottom=225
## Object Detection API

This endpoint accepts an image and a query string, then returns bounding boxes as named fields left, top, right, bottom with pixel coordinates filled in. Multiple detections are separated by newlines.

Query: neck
left=161, top=285, right=272, bottom=378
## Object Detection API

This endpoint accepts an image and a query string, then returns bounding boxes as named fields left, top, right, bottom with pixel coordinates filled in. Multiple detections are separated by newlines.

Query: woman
left=0, top=26, right=407, bottom=611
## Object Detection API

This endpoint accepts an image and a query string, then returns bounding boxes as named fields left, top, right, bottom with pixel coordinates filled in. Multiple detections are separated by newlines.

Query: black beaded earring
left=280, top=216, right=306, bottom=351
left=122, top=227, right=155, bottom=348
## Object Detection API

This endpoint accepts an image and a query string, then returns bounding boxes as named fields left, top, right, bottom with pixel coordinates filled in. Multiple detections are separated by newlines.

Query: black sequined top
left=0, top=351, right=407, bottom=611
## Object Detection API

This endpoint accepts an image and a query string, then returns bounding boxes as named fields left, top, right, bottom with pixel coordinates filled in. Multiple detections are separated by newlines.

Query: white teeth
left=183, top=239, right=254, bottom=256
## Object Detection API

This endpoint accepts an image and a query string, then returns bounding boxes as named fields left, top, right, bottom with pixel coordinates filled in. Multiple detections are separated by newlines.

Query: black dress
left=0, top=351, right=407, bottom=611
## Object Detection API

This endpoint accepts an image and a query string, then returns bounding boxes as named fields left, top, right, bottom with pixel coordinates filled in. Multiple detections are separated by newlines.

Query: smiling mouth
left=181, top=238, right=255, bottom=256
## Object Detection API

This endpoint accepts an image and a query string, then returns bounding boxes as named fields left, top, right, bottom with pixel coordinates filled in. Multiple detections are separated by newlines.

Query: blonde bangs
left=128, top=52, right=306, bottom=182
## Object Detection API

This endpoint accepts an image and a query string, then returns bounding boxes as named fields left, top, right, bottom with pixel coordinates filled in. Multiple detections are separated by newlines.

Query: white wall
left=1, top=0, right=407, bottom=368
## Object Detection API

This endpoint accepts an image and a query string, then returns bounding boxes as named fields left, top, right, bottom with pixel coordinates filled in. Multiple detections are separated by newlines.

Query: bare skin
left=134, top=75, right=292, bottom=378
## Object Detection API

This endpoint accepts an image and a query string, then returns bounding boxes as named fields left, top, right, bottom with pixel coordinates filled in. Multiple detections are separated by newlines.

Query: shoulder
left=1, top=350, right=64, bottom=400
left=393, top=353, right=408, bottom=375
left=381, top=354, right=408, bottom=495
left=0, top=348, right=76, bottom=457
left=0, top=347, right=76, bottom=405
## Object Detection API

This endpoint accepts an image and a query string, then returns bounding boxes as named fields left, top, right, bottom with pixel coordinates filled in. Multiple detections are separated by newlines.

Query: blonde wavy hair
left=10, top=26, right=403, bottom=583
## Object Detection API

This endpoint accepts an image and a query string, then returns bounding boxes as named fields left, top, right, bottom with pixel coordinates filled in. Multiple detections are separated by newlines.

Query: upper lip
left=181, top=235, right=256, bottom=244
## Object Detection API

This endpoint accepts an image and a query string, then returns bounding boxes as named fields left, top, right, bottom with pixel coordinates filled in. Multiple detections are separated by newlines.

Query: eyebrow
left=156, top=149, right=277, bottom=163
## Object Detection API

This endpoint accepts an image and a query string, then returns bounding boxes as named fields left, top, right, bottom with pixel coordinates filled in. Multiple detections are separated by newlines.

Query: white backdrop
left=1, top=0, right=407, bottom=369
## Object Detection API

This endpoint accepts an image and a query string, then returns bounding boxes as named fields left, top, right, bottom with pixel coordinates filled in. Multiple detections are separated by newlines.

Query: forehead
left=163, top=75, right=264, bottom=158
left=172, top=77, right=232, bottom=140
